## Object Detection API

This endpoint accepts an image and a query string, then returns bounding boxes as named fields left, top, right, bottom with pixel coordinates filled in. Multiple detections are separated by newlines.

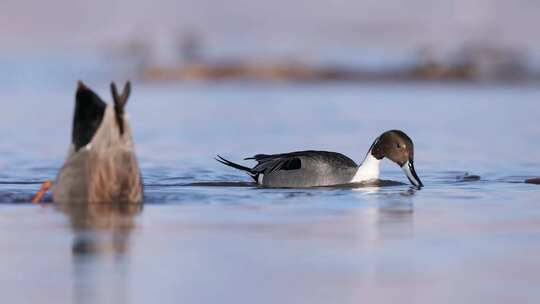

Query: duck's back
left=254, top=151, right=358, bottom=187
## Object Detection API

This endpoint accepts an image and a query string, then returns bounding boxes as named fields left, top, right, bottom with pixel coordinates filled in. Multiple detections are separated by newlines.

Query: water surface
left=0, top=80, right=539, bottom=303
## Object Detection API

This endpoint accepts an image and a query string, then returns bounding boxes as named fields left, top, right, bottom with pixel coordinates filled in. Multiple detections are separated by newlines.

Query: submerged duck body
left=217, top=130, right=423, bottom=188
left=53, top=81, right=143, bottom=204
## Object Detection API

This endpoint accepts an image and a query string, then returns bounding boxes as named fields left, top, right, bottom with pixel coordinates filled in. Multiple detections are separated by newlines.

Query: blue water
left=0, top=76, right=539, bottom=303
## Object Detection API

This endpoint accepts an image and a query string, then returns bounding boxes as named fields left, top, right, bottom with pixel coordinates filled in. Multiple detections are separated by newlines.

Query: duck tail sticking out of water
left=215, top=155, right=259, bottom=182
left=53, top=81, right=143, bottom=204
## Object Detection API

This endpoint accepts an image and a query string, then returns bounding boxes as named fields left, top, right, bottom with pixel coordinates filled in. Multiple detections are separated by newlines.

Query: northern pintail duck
left=52, top=81, right=143, bottom=203
left=217, top=130, right=423, bottom=188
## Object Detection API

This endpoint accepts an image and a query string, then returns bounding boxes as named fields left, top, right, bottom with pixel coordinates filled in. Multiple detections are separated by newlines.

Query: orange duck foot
left=31, top=180, right=53, bottom=203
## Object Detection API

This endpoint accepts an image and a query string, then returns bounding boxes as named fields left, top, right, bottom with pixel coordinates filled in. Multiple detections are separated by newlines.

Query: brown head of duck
left=53, top=81, right=143, bottom=204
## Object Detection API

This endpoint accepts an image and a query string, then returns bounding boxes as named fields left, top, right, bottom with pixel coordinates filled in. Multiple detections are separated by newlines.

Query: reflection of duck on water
left=56, top=201, right=141, bottom=255
left=56, top=202, right=141, bottom=304
left=33, top=81, right=143, bottom=204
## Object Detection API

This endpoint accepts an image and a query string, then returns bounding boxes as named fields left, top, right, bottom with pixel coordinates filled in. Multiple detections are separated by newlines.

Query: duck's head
left=72, top=81, right=133, bottom=153
left=370, top=130, right=423, bottom=187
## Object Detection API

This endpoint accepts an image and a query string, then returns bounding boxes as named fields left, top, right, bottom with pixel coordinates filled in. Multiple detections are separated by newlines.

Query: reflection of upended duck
left=52, top=81, right=143, bottom=204
left=56, top=200, right=141, bottom=255
left=217, top=130, right=423, bottom=188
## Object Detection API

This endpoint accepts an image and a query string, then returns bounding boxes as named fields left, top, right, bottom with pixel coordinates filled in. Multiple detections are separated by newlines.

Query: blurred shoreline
left=128, top=35, right=539, bottom=84
left=141, top=59, right=537, bottom=84
left=2, top=37, right=540, bottom=87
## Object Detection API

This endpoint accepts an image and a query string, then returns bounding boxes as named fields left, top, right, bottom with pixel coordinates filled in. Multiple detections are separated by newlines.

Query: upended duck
left=34, top=81, right=143, bottom=203
left=216, top=130, right=423, bottom=188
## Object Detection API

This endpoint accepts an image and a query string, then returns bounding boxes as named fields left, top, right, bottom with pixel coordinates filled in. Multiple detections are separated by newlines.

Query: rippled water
left=1, top=80, right=539, bottom=303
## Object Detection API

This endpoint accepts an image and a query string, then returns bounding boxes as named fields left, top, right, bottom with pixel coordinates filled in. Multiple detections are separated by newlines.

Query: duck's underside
left=54, top=148, right=143, bottom=204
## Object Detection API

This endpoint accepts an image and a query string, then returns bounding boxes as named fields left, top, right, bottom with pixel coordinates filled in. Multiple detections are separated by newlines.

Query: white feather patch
left=350, top=154, right=380, bottom=183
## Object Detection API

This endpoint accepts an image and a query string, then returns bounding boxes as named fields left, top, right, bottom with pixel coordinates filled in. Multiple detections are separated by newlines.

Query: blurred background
left=1, top=0, right=540, bottom=85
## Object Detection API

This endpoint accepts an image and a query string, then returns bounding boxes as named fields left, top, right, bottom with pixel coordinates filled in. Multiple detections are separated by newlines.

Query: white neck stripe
left=350, top=153, right=380, bottom=183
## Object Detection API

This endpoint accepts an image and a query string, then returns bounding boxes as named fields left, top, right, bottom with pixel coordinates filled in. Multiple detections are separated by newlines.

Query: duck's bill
left=401, top=160, right=424, bottom=188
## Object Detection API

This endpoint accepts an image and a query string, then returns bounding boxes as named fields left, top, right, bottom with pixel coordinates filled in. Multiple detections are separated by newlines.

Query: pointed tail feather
left=216, top=155, right=258, bottom=181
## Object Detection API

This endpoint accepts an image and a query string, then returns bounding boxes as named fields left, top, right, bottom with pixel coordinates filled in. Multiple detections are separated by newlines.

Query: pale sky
left=1, top=0, right=539, bottom=54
